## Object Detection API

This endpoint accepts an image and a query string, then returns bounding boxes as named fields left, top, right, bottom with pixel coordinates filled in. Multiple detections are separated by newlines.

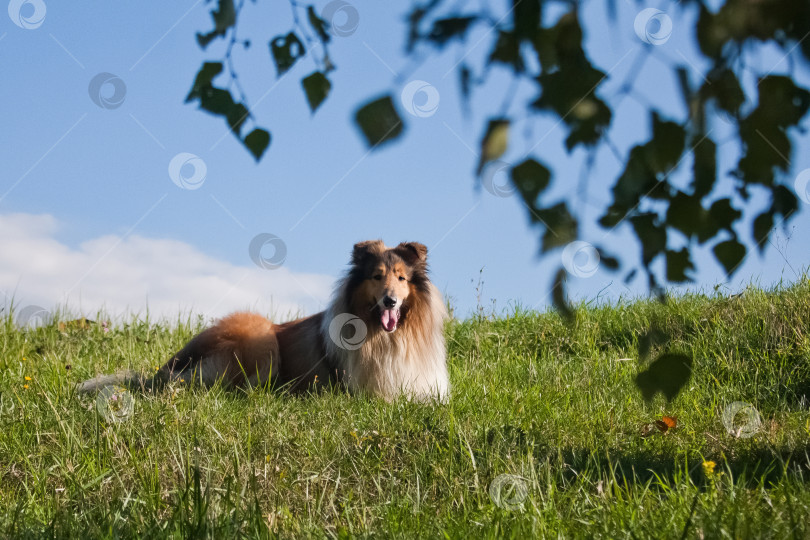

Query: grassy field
left=2, top=280, right=810, bottom=538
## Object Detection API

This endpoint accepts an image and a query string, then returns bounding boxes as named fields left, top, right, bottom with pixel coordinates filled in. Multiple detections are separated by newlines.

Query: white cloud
left=0, top=212, right=334, bottom=323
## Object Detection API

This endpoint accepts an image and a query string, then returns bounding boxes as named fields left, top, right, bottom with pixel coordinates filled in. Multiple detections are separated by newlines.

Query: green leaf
left=666, top=248, right=694, bottom=282
left=535, top=202, right=577, bottom=251
left=736, top=76, right=810, bottom=186
left=227, top=103, right=250, bottom=136
left=488, top=31, right=523, bottom=72
left=186, top=62, right=224, bottom=102
left=307, top=6, right=330, bottom=43
left=510, top=158, right=550, bottom=208
left=551, top=268, right=574, bottom=323
left=752, top=211, right=774, bottom=252
left=243, top=128, right=271, bottom=162
left=301, top=72, right=331, bottom=113
left=476, top=119, right=510, bottom=176
left=196, top=0, right=236, bottom=49
left=199, top=87, right=235, bottom=116
left=772, top=184, right=798, bottom=218
left=533, top=61, right=611, bottom=150
left=354, top=96, right=404, bottom=148
left=713, top=239, right=746, bottom=276
left=708, top=198, right=741, bottom=232
left=635, top=352, right=693, bottom=402
left=692, top=136, right=716, bottom=198
left=270, top=32, right=306, bottom=77
left=703, top=68, right=745, bottom=118
left=646, top=113, right=686, bottom=173
left=666, top=191, right=704, bottom=237
left=427, top=17, right=477, bottom=46
left=630, top=213, right=666, bottom=265
left=513, top=0, right=540, bottom=41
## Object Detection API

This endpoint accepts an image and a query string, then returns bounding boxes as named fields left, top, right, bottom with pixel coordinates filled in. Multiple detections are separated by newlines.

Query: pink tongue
left=381, top=309, right=399, bottom=332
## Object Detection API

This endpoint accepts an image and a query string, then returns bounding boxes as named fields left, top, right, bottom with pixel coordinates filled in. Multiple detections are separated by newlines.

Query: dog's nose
left=383, top=296, right=397, bottom=308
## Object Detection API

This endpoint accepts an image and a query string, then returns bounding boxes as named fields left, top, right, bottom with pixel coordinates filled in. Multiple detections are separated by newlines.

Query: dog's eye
left=373, top=275, right=382, bottom=281
left=398, top=276, right=406, bottom=281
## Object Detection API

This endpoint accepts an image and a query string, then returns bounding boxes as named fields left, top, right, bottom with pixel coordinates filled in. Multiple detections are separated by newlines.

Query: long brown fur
left=77, top=241, right=449, bottom=401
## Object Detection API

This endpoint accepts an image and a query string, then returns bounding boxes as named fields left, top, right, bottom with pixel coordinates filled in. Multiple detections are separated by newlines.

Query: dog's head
left=347, top=240, right=430, bottom=333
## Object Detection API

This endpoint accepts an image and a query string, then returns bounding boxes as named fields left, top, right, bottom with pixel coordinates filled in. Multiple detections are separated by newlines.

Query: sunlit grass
left=1, top=279, right=809, bottom=538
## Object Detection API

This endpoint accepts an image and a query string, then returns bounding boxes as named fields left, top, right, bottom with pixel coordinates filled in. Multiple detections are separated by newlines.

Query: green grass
left=2, top=279, right=810, bottom=538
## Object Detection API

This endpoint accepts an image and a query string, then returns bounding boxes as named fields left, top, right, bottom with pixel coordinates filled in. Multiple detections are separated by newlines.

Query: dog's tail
left=76, top=370, right=165, bottom=394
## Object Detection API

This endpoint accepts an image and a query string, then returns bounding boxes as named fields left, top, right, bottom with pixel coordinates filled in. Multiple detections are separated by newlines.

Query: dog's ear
left=352, top=240, right=384, bottom=266
left=393, top=242, right=428, bottom=266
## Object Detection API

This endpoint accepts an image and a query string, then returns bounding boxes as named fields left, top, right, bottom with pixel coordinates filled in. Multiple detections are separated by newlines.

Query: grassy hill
left=1, top=280, right=809, bottom=538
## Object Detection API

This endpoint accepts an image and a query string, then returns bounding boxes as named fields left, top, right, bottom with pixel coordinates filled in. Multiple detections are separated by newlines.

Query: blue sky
left=2, top=0, right=809, bottom=323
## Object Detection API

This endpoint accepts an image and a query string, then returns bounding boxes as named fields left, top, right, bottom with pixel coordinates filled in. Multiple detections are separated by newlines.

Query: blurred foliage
left=187, top=0, right=810, bottom=293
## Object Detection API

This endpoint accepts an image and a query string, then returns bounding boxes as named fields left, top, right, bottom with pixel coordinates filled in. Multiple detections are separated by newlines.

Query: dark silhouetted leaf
left=635, top=352, right=693, bottom=402
left=708, top=198, right=741, bottom=233
left=489, top=31, right=523, bottom=72
left=513, top=0, right=540, bottom=41
left=354, top=95, right=404, bottom=147
left=713, top=239, right=746, bottom=276
left=667, top=191, right=704, bottom=237
left=666, top=248, right=694, bottom=282
left=702, top=68, right=745, bottom=119
left=307, top=5, right=330, bottom=43
left=511, top=158, right=550, bottom=208
left=196, top=0, right=236, bottom=49
left=199, top=87, right=235, bottom=116
left=772, top=184, right=798, bottom=218
left=535, top=202, right=577, bottom=251
left=533, top=60, right=611, bottom=150
left=552, top=267, right=573, bottom=323
left=692, top=136, right=716, bottom=198
left=302, top=71, right=331, bottom=113
left=630, top=213, right=666, bottom=265
left=753, top=210, right=774, bottom=251
left=227, top=103, right=249, bottom=135
left=186, top=62, right=223, bottom=102
left=271, top=32, right=306, bottom=76
left=736, top=76, right=810, bottom=186
left=428, top=16, right=477, bottom=46
left=244, top=128, right=271, bottom=161
left=647, top=113, right=686, bottom=172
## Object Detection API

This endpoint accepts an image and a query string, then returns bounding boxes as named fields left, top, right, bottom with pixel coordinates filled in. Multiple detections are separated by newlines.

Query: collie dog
left=78, top=241, right=449, bottom=401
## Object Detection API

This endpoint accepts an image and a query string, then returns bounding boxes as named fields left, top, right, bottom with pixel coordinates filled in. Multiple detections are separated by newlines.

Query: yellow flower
left=24, top=376, right=32, bottom=381
left=23, top=384, right=29, bottom=390
left=702, top=460, right=716, bottom=477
